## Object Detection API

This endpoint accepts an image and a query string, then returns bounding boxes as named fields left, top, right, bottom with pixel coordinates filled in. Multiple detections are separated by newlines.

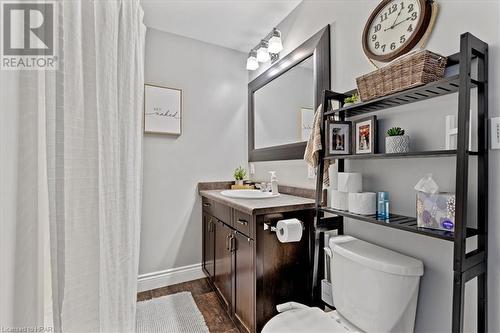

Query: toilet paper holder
left=263, top=213, right=304, bottom=232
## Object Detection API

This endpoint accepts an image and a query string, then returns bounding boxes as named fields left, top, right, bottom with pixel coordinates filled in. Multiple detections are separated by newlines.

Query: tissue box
left=416, top=192, right=455, bottom=232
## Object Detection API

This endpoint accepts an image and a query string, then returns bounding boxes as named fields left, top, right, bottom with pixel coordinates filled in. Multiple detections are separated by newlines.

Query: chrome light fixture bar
left=246, top=28, right=283, bottom=71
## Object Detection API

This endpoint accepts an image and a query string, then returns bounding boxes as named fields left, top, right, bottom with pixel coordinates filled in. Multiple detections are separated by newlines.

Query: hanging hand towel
left=304, top=104, right=333, bottom=186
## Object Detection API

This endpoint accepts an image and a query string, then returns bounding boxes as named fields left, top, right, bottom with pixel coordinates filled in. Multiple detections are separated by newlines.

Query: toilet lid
left=262, top=308, right=360, bottom=333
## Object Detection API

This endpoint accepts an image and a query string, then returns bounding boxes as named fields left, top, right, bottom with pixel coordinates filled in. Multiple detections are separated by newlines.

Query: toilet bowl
left=262, top=236, right=424, bottom=333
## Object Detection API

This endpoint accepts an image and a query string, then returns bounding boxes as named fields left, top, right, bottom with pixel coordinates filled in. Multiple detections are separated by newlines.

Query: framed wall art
left=144, top=84, right=183, bottom=135
left=326, top=120, right=352, bottom=156
left=299, top=107, right=314, bottom=142
left=354, top=115, right=377, bottom=154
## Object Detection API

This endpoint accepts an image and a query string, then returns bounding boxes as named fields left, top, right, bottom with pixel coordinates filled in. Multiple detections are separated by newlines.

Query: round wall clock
left=362, top=0, right=433, bottom=62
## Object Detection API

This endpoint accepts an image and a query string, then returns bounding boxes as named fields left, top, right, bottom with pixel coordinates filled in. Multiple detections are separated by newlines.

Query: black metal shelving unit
left=312, top=33, right=488, bottom=332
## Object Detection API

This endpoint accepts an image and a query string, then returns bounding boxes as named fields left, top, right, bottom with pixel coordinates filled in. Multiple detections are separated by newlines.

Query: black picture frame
left=353, top=115, right=377, bottom=154
left=325, top=120, right=352, bottom=156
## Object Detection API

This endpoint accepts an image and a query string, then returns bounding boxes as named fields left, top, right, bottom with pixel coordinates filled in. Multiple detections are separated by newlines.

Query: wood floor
left=137, top=278, right=239, bottom=333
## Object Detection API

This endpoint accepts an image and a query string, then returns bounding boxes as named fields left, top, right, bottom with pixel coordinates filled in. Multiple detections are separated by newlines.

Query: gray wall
left=249, top=1, right=500, bottom=332
left=140, top=28, right=247, bottom=275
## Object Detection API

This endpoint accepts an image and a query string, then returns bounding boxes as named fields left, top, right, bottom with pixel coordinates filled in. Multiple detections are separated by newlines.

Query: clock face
left=363, top=0, right=431, bottom=62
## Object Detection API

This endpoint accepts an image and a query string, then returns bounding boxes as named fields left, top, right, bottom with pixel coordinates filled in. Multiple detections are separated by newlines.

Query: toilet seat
left=261, top=307, right=361, bottom=333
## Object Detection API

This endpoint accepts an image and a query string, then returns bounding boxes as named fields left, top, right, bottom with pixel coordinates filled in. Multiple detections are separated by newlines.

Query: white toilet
left=262, top=235, right=424, bottom=333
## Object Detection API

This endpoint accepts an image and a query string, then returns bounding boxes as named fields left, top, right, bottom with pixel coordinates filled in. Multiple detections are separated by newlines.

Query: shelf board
left=324, top=74, right=479, bottom=118
left=319, top=207, right=479, bottom=242
left=325, top=150, right=459, bottom=160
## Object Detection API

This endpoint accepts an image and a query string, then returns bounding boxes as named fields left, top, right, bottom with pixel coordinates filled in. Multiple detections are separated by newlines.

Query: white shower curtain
left=0, top=1, right=145, bottom=332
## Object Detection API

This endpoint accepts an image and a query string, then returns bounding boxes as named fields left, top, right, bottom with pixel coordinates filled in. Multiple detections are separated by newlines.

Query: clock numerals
left=366, top=0, right=427, bottom=58
left=388, top=3, right=398, bottom=14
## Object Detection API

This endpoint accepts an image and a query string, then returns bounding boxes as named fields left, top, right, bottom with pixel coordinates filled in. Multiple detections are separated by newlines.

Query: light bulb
left=256, top=41, right=270, bottom=62
left=246, top=52, right=259, bottom=71
left=268, top=29, right=283, bottom=54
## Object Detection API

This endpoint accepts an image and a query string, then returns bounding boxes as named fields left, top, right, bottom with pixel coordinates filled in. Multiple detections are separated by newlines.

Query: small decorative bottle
left=377, top=192, right=390, bottom=220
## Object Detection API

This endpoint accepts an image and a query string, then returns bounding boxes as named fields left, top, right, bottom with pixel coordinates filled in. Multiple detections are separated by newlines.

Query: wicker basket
left=356, top=50, right=447, bottom=102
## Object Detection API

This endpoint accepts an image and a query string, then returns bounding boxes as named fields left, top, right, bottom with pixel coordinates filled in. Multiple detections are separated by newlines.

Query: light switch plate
left=308, top=165, right=316, bottom=179
left=491, top=117, right=500, bottom=150
left=249, top=163, right=255, bottom=174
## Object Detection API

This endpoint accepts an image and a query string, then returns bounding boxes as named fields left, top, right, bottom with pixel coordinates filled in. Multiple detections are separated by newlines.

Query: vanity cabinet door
left=202, top=213, right=215, bottom=278
left=214, top=220, right=232, bottom=310
left=233, top=231, right=255, bottom=333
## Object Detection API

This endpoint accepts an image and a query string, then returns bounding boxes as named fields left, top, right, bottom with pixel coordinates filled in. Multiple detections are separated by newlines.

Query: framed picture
left=299, top=107, right=314, bottom=142
left=144, top=84, right=182, bottom=135
left=354, top=116, right=377, bottom=154
left=326, top=120, right=352, bottom=156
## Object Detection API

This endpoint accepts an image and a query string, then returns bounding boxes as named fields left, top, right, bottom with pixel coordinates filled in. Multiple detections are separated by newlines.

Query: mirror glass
left=254, top=56, right=314, bottom=149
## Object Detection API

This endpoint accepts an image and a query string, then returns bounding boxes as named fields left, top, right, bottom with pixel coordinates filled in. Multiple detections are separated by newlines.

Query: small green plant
left=387, top=127, right=406, bottom=136
left=344, top=93, right=359, bottom=104
left=233, top=166, right=247, bottom=180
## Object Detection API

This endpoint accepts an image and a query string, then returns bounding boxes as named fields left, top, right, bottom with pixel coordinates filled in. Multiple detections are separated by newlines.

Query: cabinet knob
left=203, top=202, right=211, bottom=207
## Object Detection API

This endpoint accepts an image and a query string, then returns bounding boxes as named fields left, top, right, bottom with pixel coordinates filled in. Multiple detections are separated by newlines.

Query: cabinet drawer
left=233, top=210, right=252, bottom=238
left=202, top=197, right=232, bottom=225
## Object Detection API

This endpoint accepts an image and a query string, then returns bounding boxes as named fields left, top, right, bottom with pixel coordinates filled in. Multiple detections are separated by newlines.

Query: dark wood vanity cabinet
left=214, top=220, right=233, bottom=309
left=233, top=230, right=255, bottom=332
left=201, top=195, right=314, bottom=333
left=202, top=214, right=215, bottom=278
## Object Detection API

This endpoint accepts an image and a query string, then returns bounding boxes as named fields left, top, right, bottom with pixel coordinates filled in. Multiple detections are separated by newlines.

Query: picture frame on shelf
left=353, top=115, right=377, bottom=154
left=144, top=83, right=183, bottom=135
left=326, top=120, right=352, bottom=156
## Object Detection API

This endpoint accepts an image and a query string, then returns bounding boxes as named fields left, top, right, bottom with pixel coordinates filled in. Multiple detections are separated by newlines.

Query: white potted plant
left=343, top=93, right=360, bottom=107
left=386, top=127, right=410, bottom=154
left=233, top=166, right=246, bottom=186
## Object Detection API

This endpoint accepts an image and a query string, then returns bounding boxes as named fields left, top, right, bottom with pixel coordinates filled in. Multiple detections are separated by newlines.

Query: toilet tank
left=329, top=236, right=424, bottom=333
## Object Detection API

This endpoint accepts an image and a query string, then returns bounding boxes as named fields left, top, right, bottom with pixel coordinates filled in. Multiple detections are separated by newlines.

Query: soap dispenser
left=269, top=171, right=279, bottom=195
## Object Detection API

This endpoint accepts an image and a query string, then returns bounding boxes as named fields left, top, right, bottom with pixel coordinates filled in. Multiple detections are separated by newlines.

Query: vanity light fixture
left=246, top=51, right=259, bottom=71
left=246, top=28, right=283, bottom=71
left=268, top=28, right=283, bottom=54
left=256, top=40, right=270, bottom=63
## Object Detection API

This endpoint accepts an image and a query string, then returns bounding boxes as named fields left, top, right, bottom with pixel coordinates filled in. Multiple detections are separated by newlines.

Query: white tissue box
left=416, top=192, right=455, bottom=232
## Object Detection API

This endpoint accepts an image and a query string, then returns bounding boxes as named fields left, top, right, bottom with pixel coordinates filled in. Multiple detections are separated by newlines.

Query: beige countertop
left=199, top=189, right=316, bottom=215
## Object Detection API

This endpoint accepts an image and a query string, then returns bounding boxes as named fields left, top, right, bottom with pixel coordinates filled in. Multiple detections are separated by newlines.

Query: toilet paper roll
left=348, top=192, right=376, bottom=215
left=276, top=218, right=303, bottom=243
left=331, top=190, right=348, bottom=211
left=338, top=173, right=362, bottom=193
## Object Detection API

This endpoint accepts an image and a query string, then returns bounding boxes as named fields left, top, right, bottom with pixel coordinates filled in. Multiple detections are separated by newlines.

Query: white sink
left=220, top=189, right=280, bottom=199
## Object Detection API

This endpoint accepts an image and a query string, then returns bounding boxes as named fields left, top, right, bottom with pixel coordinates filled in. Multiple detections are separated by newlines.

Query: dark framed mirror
left=248, top=25, right=330, bottom=162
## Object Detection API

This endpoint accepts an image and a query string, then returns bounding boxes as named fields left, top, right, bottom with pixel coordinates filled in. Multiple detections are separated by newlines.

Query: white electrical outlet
left=491, top=117, right=500, bottom=150
left=307, top=165, right=316, bottom=179
left=249, top=163, right=255, bottom=174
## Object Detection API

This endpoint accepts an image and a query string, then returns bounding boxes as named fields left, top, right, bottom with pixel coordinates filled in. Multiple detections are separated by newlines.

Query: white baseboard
left=137, top=263, right=205, bottom=292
